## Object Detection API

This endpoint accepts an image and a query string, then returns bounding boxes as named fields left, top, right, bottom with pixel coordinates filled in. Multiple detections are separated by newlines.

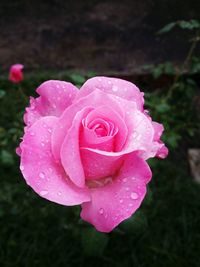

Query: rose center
left=87, top=118, right=113, bottom=138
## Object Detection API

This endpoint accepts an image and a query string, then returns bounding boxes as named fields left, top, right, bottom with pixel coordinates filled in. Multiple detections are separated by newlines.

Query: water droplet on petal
left=40, top=190, right=48, bottom=196
left=122, top=178, right=127, bottom=182
left=132, top=132, right=137, bottom=138
left=30, top=132, right=35, bottom=136
left=20, top=165, right=24, bottom=171
left=130, top=192, right=139, bottom=200
left=57, top=191, right=62, bottom=196
left=99, top=208, right=104, bottom=215
left=39, top=172, right=45, bottom=179
left=119, top=199, right=123, bottom=204
left=112, top=85, right=118, bottom=92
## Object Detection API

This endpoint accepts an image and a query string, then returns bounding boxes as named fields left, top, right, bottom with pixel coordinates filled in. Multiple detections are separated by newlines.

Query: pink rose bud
left=17, top=77, right=168, bottom=232
left=9, top=64, right=24, bottom=83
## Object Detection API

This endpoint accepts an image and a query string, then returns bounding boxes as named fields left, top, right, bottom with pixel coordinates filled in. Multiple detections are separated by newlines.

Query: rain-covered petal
left=24, top=80, right=78, bottom=127
left=20, top=116, right=90, bottom=205
left=81, top=153, right=152, bottom=232
left=76, top=76, right=144, bottom=111
left=60, top=107, right=93, bottom=188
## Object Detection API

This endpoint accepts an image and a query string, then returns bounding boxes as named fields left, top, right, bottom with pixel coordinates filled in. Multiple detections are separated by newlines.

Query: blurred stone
left=188, top=149, right=200, bottom=183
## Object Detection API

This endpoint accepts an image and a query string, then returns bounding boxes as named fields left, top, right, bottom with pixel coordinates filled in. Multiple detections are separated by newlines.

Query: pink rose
left=9, top=64, right=24, bottom=83
left=17, top=77, right=168, bottom=232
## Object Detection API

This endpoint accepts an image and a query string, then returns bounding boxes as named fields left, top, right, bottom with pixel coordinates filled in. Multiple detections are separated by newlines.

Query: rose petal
left=24, top=80, right=78, bottom=127
left=152, top=121, right=164, bottom=140
left=81, top=106, right=128, bottom=151
left=81, top=127, right=115, bottom=152
left=80, top=148, right=123, bottom=180
left=81, top=153, right=152, bottom=232
left=60, top=107, right=93, bottom=188
left=76, top=76, right=144, bottom=111
left=52, top=89, right=124, bottom=161
left=20, top=116, right=90, bottom=205
left=156, top=143, right=169, bottom=159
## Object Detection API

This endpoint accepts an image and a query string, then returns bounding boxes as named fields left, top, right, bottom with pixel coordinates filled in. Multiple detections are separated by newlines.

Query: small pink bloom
left=9, top=64, right=24, bottom=83
left=17, top=77, right=168, bottom=232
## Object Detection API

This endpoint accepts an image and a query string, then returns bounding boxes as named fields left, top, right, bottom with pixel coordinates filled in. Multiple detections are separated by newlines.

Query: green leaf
left=0, top=89, right=6, bottom=99
left=69, top=74, right=86, bottom=85
left=164, top=62, right=175, bottom=75
left=178, top=20, right=200, bottom=30
left=120, top=211, right=148, bottom=234
left=0, top=150, right=14, bottom=166
left=144, top=187, right=153, bottom=206
left=157, top=22, right=176, bottom=34
left=165, top=133, right=181, bottom=148
left=81, top=227, right=109, bottom=256
left=152, top=66, right=163, bottom=79
left=156, top=102, right=170, bottom=113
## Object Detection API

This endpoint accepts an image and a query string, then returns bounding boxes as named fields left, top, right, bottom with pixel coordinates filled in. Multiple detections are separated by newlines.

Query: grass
left=0, top=73, right=200, bottom=267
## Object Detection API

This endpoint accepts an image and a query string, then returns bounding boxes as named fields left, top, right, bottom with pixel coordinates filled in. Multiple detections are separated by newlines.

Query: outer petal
left=60, top=107, right=93, bottom=188
left=24, top=80, right=78, bottom=127
left=76, top=76, right=144, bottom=111
left=20, top=116, right=90, bottom=205
left=81, top=153, right=152, bottom=232
left=152, top=121, right=168, bottom=159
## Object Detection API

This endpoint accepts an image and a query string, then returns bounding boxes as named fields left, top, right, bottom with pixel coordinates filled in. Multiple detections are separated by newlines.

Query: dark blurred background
left=0, top=0, right=200, bottom=73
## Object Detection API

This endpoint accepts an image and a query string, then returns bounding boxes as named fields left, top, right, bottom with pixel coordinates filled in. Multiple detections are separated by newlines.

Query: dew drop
left=57, top=191, right=62, bottom=196
left=119, top=199, right=123, bottom=204
left=112, top=85, right=118, bottom=92
left=125, top=187, right=130, bottom=191
left=20, top=165, right=24, bottom=171
left=30, top=132, right=35, bottom=136
left=130, top=192, right=139, bottom=200
left=99, top=208, right=104, bottom=215
left=41, top=142, right=45, bottom=147
left=39, top=172, right=45, bottom=179
left=132, top=132, right=138, bottom=138
left=40, top=190, right=48, bottom=196
left=122, top=178, right=127, bottom=183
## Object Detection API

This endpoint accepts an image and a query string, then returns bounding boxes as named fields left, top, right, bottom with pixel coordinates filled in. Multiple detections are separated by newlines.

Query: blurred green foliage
left=144, top=19, right=200, bottom=149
